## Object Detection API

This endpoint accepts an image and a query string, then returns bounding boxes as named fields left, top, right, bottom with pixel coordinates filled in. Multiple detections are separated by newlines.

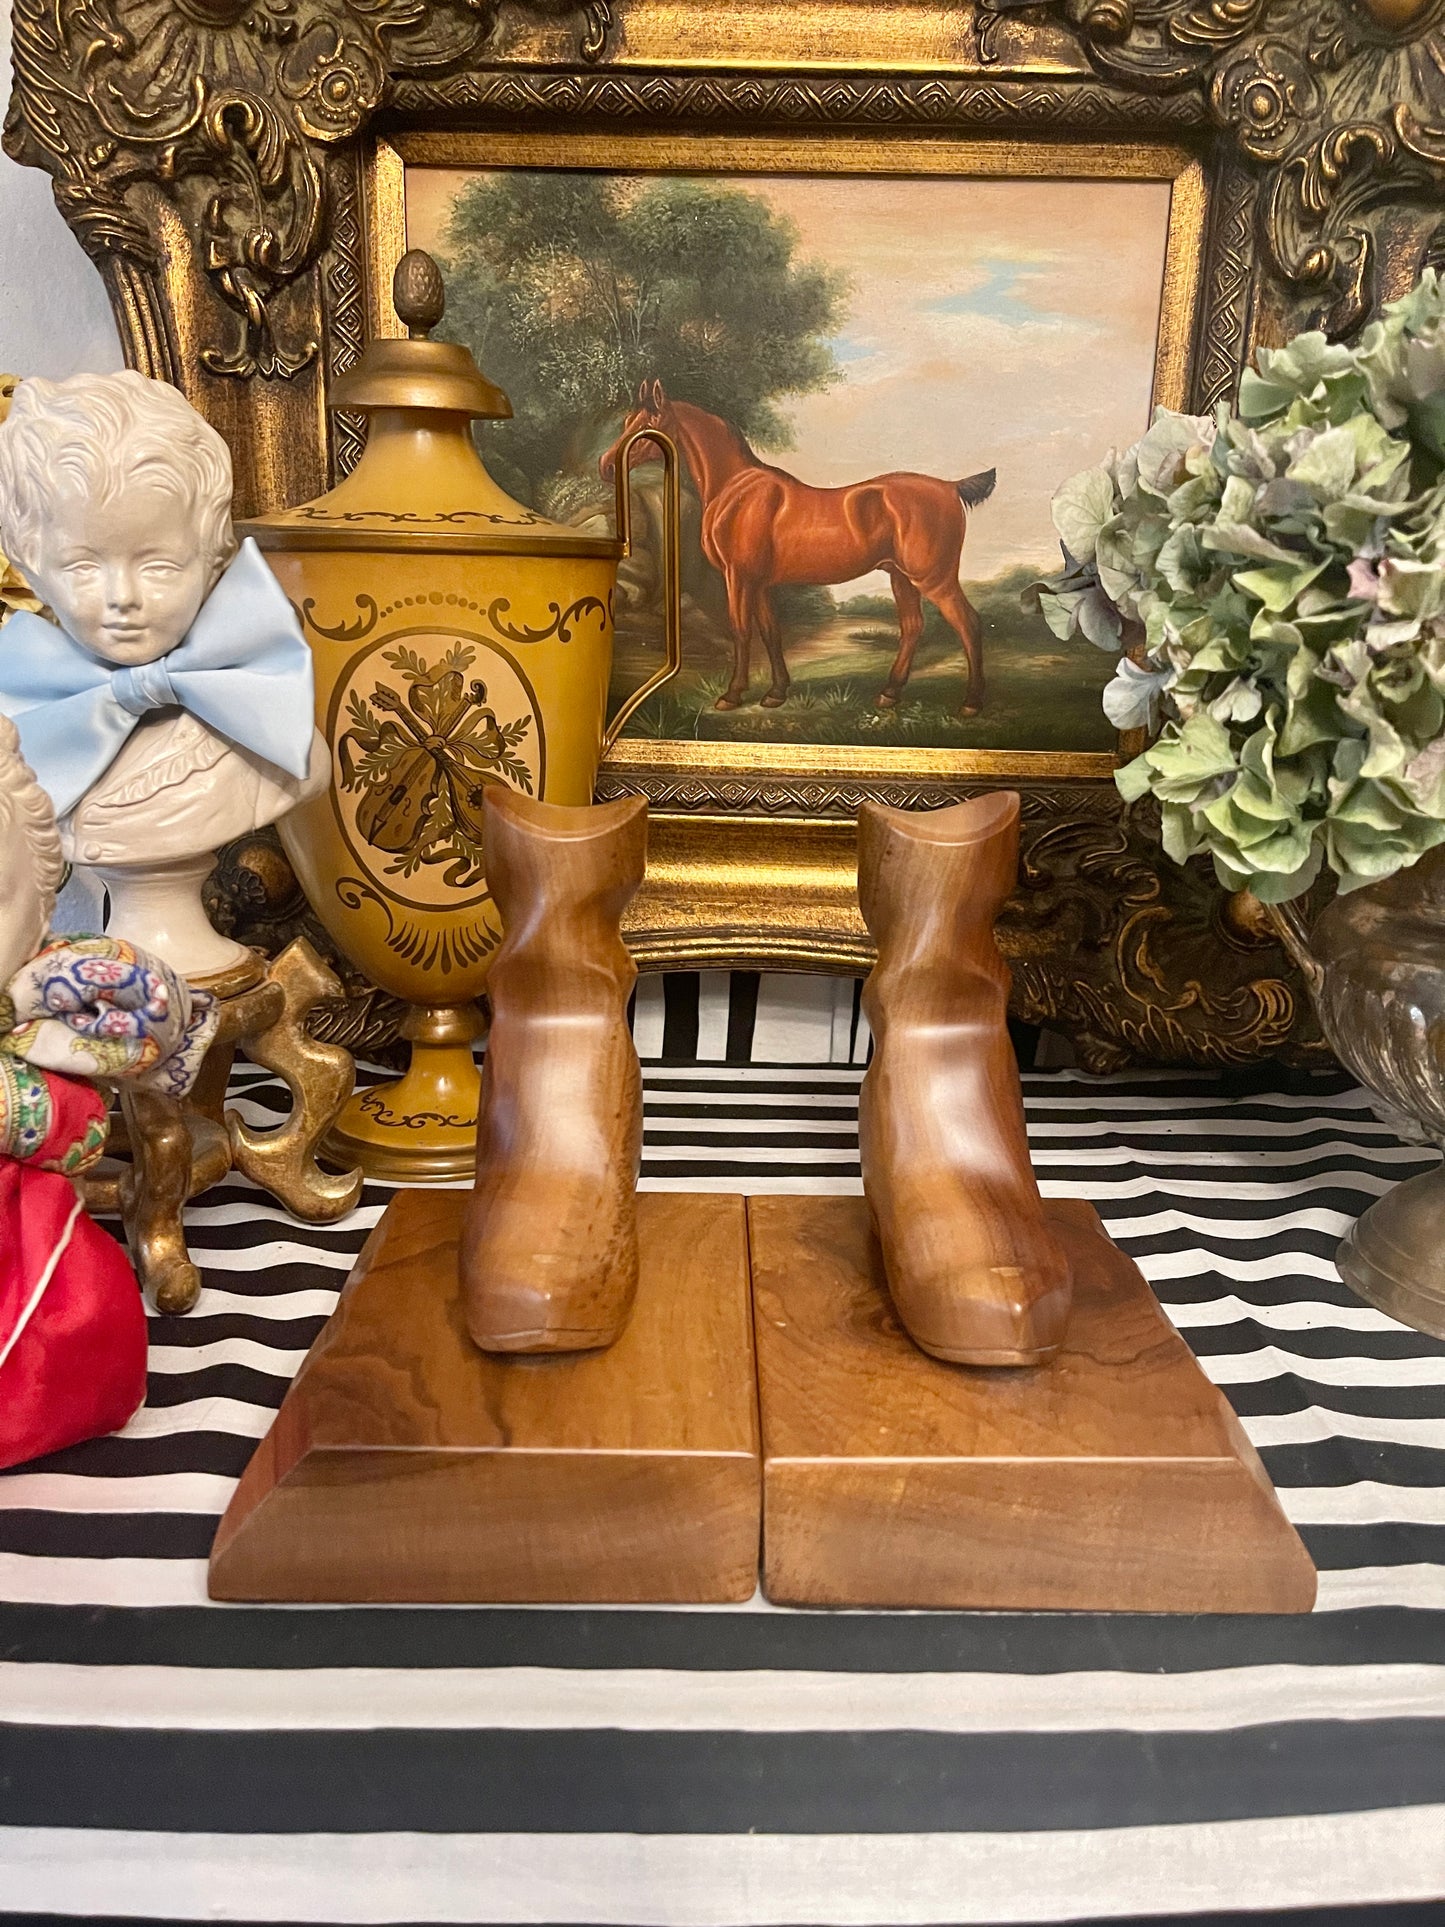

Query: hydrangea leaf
left=1076, top=586, right=1124, bottom=651
left=1050, top=466, right=1117, bottom=563
left=1224, top=841, right=1324, bottom=903
left=1277, top=678, right=1344, bottom=756
left=1204, top=522, right=1310, bottom=566
left=1115, top=752, right=1155, bottom=803
left=1156, top=523, right=1208, bottom=594
left=1135, top=411, right=1215, bottom=495
left=1287, top=425, right=1362, bottom=500
left=1402, top=734, right=1445, bottom=814
left=1209, top=679, right=1263, bottom=725
left=1234, top=558, right=1332, bottom=613
left=1377, top=556, right=1445, bottom=621
left=1103, top=656, right=1174, bottom=730
left=1036, top=588, right=1085, bottom=641
left=1160, top=799, right=1204, bottom=863
left=1095, top=520, right=1143, bottom=605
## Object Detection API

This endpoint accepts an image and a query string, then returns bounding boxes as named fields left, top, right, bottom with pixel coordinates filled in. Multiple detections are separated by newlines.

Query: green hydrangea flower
left=1032, top=270, right=1445, bottom=902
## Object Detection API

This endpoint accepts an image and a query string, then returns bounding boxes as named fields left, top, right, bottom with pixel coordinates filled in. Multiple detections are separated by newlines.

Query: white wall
left=0, top=5, right=122, bottom=378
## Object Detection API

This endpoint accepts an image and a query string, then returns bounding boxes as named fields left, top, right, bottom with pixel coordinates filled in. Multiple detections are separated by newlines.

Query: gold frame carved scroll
left=9, top=0, right=1445, bottom=1069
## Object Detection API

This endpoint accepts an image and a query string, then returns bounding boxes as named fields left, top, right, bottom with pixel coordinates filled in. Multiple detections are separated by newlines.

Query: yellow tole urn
left=244, top=251, right=681, bottom=1180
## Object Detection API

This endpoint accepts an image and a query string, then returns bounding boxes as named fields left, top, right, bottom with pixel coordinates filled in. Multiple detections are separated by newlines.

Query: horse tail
left=956, top=468, right=996, bottom=508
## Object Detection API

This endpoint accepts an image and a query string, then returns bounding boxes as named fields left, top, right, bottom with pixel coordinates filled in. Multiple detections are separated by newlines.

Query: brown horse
left=601, top=380, right=995, bottom=713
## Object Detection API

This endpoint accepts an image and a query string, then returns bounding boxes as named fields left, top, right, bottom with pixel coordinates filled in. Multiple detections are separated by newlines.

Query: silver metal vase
left=1270, top=846, right=1445, bottom=1339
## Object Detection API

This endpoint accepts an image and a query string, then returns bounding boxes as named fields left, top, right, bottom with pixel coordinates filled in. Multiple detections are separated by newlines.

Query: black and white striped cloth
left=2, top=973, right=1444, bottom=1924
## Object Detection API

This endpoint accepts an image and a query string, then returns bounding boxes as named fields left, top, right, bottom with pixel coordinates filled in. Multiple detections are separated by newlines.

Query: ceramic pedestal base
left=85, top=851, right=251, bottom=980
left=85, top=941, right=361, bottom=1313
left=748, top=1194, right=1317, bottom=1613
left=208, top=1189, right=761, bottom=1602
left=322, top=1002, right=484, bottom=1183
left=1337, top=1158, right=1445, bottom=1340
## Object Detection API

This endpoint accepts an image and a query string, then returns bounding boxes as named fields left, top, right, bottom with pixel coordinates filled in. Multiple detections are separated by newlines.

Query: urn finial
left=394, top=251, right=446, bottom=339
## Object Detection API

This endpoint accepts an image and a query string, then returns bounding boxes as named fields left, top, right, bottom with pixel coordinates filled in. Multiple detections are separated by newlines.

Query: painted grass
left=609, top=571, right=1117, bottom=752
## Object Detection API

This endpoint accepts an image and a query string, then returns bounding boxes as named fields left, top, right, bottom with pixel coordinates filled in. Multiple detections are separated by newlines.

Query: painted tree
left=437, top=171, right=847, bottom=507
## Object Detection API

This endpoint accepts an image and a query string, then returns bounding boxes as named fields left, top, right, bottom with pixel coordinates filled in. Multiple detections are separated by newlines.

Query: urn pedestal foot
left=1337, top=1158, right=1445, bottom=1341
left=323, top=1001, right=484, bottom=1184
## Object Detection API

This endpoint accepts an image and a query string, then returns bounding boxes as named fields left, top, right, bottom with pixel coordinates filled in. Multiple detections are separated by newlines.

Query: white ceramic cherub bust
left=0, top=714, right=64, bottom=989
left=0, top=372, right=327, bottom=980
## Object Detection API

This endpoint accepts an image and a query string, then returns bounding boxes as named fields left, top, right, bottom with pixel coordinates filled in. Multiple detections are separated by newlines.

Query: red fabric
left=33, top=1072, right=109, bottom=1173
left=0, top=1160, right=148, bottom=1472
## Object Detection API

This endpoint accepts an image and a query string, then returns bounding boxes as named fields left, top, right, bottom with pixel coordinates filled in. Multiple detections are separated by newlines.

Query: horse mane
left=667, top=398, right=766, bottom=473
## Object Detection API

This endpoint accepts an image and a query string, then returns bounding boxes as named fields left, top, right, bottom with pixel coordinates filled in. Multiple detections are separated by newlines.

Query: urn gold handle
left=603, top=425, right=684, bottom=753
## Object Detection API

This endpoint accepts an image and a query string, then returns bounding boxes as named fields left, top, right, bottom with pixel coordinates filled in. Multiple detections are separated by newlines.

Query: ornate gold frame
left=8, top=0, right=1445, bottom=1066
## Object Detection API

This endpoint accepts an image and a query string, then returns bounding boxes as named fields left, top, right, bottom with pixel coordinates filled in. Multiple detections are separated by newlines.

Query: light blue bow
left=0, top=538, right=316, bottom=818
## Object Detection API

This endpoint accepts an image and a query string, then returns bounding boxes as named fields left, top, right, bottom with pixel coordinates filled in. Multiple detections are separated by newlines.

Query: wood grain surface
left=209, top=1189, right=761, bottom=1602
left=462, top=790, right=648, bottom=1354
left=857, top=793, right=1072, bottom=1365
left=750, top=1194, right=1317, bottom=1613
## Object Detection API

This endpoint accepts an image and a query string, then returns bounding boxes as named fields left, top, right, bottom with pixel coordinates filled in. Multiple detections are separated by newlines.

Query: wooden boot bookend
left=857, top=791, right=1072, bottom=1366
left=463, top=789, right=648, bottom=1354
left=747, top=790, right=1315, bottom=1610
left=208, top=788, right=762, bottom=1602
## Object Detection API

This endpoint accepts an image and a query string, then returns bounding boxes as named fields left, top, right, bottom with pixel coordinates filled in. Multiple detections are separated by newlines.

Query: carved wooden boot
left=857, top=793, right=1072, bottom=1366
left=461, top=790, right=648, bottom=1354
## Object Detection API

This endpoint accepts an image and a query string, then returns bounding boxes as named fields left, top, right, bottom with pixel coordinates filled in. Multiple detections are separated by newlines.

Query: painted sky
left=408, top=169, right=1172, bottom=589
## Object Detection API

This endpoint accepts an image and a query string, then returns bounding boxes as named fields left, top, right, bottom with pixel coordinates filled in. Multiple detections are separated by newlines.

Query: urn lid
left=242, top=250, right=624, bottom=560
left=329, top=251, right=512, bottom=421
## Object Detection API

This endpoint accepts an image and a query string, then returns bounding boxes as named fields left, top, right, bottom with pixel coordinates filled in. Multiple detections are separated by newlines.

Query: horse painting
left=601, top=381, right=996, bottom=715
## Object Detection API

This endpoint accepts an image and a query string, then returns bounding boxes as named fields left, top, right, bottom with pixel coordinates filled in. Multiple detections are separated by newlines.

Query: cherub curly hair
left=0, top=371, right=236, bottom=589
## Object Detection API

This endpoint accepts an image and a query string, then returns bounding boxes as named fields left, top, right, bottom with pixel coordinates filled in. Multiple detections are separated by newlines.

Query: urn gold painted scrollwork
left=245, top=252, right=682, bottom=1179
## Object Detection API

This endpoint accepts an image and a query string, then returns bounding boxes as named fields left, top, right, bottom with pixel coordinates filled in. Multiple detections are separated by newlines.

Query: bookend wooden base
left=749, top=1195, right=1317, bottom=1613
left=209, top=1190, right=760, bottom=1602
